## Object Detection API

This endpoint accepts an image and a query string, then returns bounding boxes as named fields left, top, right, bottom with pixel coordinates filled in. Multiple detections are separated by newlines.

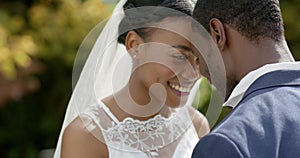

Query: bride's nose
left=180, top=58, right=200, bottom=81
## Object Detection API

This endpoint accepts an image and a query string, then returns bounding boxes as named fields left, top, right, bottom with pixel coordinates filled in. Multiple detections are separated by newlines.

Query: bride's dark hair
left=118, top=0, right=195, bottom=44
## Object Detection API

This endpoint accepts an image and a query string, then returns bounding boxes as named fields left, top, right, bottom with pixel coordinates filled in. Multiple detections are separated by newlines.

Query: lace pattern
left=103, top=111, right=191, bottom=157
left=83, top=102, right=194, bottom=158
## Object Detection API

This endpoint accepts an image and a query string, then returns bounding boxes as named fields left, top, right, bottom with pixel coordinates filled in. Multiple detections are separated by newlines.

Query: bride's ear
left=125, top=30, right=144, bottom=57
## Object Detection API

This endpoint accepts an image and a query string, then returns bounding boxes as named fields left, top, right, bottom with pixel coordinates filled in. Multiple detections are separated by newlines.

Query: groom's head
left=192, top=0, right=286, bottom=98
left=193, top=0, right=284, bottom=42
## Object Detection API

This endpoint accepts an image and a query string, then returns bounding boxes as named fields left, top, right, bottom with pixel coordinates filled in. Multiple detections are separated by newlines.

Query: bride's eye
left=172, top=53, right=187, bottom=62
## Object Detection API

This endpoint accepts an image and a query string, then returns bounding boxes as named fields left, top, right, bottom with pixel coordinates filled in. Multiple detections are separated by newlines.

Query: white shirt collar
left=224, top=62, right=300, bottom=108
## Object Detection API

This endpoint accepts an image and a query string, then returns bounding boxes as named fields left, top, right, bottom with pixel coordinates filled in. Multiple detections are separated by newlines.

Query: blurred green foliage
left=192, top=78, right=212, bottom=114
left=0, top=0, right=111, bottom=157
left=0, top=0, right=299, bottom=158
left=281, top=0, right=300, bottom=60
left=192, top=78, right=231, bottom=129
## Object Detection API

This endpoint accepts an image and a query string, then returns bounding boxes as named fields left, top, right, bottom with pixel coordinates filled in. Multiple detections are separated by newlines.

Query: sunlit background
left=0, top=0, right=299, bottom=157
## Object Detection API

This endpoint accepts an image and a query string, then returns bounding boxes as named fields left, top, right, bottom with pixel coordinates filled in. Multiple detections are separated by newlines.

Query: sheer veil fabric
left=54, top=0, right=226, bottom=157
left=54, top=0, right=128, bottom=157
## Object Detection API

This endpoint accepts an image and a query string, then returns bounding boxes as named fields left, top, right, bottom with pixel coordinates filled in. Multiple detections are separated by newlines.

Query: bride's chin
left=165, top=99, right=188, bottom=108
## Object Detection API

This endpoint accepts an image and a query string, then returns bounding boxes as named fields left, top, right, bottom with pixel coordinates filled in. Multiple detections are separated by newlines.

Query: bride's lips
left=167, top=81, right=192, bottom=96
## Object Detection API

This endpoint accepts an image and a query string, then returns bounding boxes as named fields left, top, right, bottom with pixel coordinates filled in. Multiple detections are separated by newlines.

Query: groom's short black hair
left=193, top=0, right=284, bottom=42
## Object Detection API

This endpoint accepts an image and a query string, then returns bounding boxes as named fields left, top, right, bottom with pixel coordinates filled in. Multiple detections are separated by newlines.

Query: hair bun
left=123, top=0, right=169, bottom=10
left=124, top=3, right=135, bottom=10
left=123, top=0, right=139, bottom=10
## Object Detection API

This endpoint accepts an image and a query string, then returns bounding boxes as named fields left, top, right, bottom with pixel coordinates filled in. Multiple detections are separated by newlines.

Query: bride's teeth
left=181, top=87, right=184, bottom=92
left=169, top=82, right=190, bottom=93
left=185, top=88, right=189, bottom=92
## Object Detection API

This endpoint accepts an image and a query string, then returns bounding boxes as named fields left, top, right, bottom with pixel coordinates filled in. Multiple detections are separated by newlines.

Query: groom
left=191, top=0, right=300, bottom=157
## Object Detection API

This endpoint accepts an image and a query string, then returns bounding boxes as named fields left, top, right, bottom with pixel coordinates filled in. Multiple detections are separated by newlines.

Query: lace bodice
left=82, top=101, right=199, bottom=158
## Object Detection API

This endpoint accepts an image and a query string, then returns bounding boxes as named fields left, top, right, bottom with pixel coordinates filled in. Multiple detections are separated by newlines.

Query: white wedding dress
left=81, top=100, right=199, bottom=158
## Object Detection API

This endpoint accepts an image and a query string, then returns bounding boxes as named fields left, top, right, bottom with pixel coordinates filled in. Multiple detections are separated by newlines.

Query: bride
left=54, top=0, right=210, bottom=157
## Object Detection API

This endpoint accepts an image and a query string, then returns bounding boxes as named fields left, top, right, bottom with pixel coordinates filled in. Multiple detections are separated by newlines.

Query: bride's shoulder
left=186, top=106, right=210, bottom=138
left=64, top=114, right=98, bottom=134
left=61, top=115, right=108, bottom=158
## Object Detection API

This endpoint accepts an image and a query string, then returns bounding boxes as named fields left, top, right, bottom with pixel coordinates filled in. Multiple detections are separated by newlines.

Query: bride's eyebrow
left=171, top=45, right=193, bottom=54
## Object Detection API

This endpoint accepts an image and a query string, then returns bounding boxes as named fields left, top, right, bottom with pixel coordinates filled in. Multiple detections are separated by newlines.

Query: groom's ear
left=125, top=30, right=144, bottom=53
left=209, top=18, right=226, bottom=51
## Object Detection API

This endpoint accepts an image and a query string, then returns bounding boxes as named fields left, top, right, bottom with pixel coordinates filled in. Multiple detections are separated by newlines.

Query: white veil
left=54, top=0, right=128, bottom=157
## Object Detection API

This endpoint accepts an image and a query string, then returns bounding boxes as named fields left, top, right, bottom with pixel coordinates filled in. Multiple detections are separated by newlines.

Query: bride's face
left=131, top=17, right=200, bottom=107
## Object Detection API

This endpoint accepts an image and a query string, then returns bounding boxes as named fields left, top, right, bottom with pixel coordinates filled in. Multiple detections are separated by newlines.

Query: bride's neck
left=102, top=86, right=172, bottom=121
